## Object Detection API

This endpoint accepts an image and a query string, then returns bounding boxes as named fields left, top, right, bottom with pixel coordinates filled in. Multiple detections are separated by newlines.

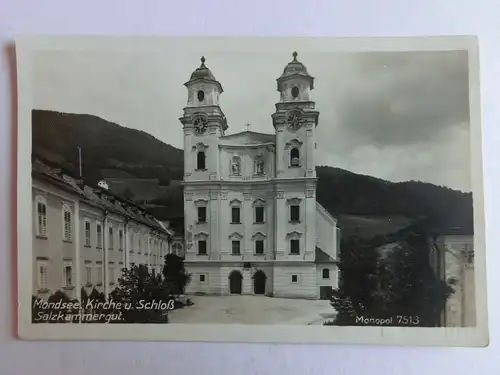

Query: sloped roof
left=32, top=159, right=172, bottom=236
left=315, top=247, right=336, bottom=263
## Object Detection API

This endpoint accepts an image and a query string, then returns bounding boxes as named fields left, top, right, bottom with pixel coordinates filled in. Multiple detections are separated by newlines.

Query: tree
left=380, top=232, right=453, bottom=326
left=328, top=233, right=381, bottom=325
left=111, top=264, right=170, bottom=323
left=327, top=224, right=453, bottom=326
left=162, top=253, right=191, bottom=295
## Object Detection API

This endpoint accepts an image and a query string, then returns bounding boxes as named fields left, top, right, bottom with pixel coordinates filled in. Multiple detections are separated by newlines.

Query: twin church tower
left=178, top=53, right=339, bottom=299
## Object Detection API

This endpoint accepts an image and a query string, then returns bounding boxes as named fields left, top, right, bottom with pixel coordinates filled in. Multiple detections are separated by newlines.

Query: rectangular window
left=96, top=266, right=103, bottom=285
left=63, top=208, right=72, bottom=242
left=63, top=262, right=73, bottom=287
left=231, top=207, right=240, bottom=223
left=37, top=261, right=49, bottom=290
left=109, top=267, right=115, bottom=284
left=119, top=229, right=124, bottom=250
left=198, top=207, right=207, bottom=223
left=255, top=206, right=264, bottom=223
left=291, top=274, right=298, bottom=283
left=290, top=205, right=300, bottom=222
left=200, top=274, right=205, bottom=282
left=96, top=223, right=102, bottom=248
left=255, top=240, right=264, bottom=254
left=36, top=199, right=48, bottom=237
left=322, top=268, right=330, bottom=279
left=129, top=231, right=134, bottom=252
left=85, top=266, right=92, bottom=285
left=198, top=240, right=207, bottom=255
left=137, top=234, right=142, bottom=253
left=108, top=226, right=114, bottom=249
left=290, top=239, right=300, bottom=254
left=232, top=240, right=241, bottom=255
left=84, top=219, right=91, bottom=246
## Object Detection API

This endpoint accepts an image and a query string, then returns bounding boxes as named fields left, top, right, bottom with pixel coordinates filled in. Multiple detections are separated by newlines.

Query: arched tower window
left=290, top=147, right=300, bottom=167
left=197, top=151, right=206, bottom=170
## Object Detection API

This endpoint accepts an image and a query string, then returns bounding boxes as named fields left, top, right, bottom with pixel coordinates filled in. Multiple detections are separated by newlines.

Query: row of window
left=195, top=148, right=301, bottom=171
left=36, top=198, right=168, bottom=254
left=36, top=198, right=75, bottom=241
left=84, top=219, right=124, bottom=250
left=196, top=238, right=300, bottom=255
left=37, top=262, right=331, bottom=291
left=196, top=203, right=300, bottom=224
left=195, top=272, right=329, bottom=284
left=36, top=261, right=123, bottom=290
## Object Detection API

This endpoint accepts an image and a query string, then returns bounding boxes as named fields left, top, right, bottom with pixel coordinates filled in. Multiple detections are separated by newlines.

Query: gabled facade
left=180, top=53, right=339, bottom=299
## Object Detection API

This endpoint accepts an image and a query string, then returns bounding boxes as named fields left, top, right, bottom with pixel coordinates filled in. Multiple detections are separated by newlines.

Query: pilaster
left=209, top=189, right=220, bottom=260
left=275, top=190, right=286, bottom=259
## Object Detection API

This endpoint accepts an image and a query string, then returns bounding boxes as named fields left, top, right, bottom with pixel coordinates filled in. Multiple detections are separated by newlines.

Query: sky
left=32, top=44, right=471, bottom=192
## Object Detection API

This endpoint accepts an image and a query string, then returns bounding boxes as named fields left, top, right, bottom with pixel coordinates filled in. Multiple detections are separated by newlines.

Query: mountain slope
left=32, top=109, right=184, bottom=186
left=32, top=110, right=474, bottom=237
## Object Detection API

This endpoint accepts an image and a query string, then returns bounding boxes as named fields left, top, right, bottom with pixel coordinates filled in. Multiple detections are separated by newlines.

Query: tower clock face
left=193, top=116, right=208, bottom=135
left=287, top=111, right=302, bottom=131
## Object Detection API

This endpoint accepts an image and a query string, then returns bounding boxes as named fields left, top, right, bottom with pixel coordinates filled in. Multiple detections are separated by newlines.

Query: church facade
left=180, top=53, right=340, bottom=299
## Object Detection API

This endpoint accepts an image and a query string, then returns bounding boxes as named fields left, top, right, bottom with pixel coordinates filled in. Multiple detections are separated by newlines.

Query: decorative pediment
left=287, top=198, right=302, bottom=205
left=251, top=232, right=267, bottom=240
left=285, top=138, right=303, bottom=150
left=194, top=232, right=209, bottom=240
left=194, top=198, right=209, bottom=207
left=229, top=198, right=242, bottom=206
left=192, top=142, right=209, bottom=151
left=228, top=232, right=244, bottom=240
left=286, top=230, right=302, bottom=240
left=252, top=198, right=266, bottom=207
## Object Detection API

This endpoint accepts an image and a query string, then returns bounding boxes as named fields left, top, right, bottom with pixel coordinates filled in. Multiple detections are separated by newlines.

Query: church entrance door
left=229, top=271, right=243, bottom=294
left=253, top=270, right=266, bottom=295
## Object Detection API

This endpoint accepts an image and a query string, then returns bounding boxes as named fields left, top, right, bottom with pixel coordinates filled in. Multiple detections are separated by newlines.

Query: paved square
left=169, top=295, right=335, bottom=325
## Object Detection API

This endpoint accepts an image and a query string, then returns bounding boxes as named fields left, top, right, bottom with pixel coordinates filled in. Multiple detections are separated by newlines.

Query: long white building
left=180, top=53, right=340, bottom=299
left=32, top=160, right=172, bottom=301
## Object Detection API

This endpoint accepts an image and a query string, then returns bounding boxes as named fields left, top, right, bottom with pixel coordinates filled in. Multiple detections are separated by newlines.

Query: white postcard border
left=15, top=35, right=489, bottom=347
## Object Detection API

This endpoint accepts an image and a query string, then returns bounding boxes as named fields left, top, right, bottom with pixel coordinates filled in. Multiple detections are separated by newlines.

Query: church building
left=180, top=52, right=340, bottom=299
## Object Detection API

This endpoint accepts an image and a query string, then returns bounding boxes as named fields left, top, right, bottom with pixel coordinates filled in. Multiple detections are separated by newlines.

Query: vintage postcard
left=15, top=35, right=488, bottom=346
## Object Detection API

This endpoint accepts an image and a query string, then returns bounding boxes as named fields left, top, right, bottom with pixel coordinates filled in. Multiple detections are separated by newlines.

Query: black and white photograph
left=15, top=36, right=488, bottom=345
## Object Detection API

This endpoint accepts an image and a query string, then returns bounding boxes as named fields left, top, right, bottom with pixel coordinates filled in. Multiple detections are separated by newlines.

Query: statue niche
left=230, top=156, right=242, bottom=176
left=254, top=155, right=265, bottom=175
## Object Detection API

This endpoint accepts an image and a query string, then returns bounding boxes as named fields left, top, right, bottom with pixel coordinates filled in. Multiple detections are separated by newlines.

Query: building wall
left=185, top=263, right=277, bottom=296
left=275, top=124, right=316, bottom=179
left=79, top=203, right=107, bottom=297
left=316, top=202, right=338, bottom=260
left=33, top=180, right=78, bottom=300
left=32, top=177, right=171, bottom=301
left=219, top=144, right=275, bottom=181
left=316, top=264, right=338, bottom=289
left=273, top=263, right=317, bottom=299
left=438, top=235, right=476, bottom=327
